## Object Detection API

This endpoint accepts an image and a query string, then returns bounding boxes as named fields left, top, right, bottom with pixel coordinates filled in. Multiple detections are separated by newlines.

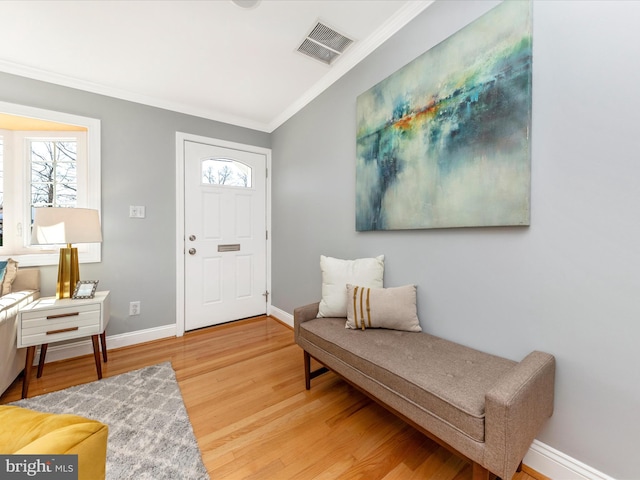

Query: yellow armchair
left=0, top=405, right=108, bottom=480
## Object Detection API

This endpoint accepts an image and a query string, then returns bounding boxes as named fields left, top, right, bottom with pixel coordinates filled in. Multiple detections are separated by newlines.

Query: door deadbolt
left=189, top=235, right=196, bottom=241
left=188, top=248, right=196, bottom=255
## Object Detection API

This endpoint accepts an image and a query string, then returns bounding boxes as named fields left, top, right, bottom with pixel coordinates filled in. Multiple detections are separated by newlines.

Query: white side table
left=17, top=291, right=110, bottom=398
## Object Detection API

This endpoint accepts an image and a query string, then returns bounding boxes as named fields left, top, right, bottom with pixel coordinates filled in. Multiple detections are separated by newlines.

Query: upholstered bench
left=294, top=301, right=555, bottom=480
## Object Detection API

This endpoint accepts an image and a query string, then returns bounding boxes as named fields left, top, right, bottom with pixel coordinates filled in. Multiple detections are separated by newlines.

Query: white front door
left=183, top=139, right=267, bottom=331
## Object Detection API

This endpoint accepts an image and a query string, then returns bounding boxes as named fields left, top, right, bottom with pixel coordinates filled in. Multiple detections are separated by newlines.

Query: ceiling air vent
left=297, top=22, right=354, bottom=65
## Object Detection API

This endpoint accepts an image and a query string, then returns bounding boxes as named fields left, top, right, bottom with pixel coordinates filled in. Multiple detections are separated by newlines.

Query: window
left=202, top=157, right=252, bottom=187
left=31, top=139, right=78, bottom=209
left=0, top=101, right=101, bottom=267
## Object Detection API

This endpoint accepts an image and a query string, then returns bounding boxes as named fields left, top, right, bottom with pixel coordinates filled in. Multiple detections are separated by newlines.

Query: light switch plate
left=129, top=206, right=146, bottom=218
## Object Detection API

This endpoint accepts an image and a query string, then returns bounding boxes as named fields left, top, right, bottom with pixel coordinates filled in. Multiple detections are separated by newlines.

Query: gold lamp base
left=57, top=243, right=79, bottom=299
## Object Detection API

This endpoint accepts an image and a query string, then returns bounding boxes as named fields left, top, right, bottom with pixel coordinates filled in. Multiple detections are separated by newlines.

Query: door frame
left=175, top=132, right=272, bottom=337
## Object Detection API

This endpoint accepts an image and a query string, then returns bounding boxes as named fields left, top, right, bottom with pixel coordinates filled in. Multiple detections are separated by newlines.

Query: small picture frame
left=72, top=280, right=99, bottom=299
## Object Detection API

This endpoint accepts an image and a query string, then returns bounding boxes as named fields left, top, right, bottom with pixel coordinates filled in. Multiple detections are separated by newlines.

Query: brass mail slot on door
left=218, top=244, right=241, bottom=252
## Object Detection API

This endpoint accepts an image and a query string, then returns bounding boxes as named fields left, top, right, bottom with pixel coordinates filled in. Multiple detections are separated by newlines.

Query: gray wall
left=3, top=0, right=638, bottom=476
left=0, top=71, right=270, bottom=336
left=271, top=1, right=640, bottom=478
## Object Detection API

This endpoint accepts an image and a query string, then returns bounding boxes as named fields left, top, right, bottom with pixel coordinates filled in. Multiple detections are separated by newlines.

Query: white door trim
left=175, top=132, right=271, bottom=337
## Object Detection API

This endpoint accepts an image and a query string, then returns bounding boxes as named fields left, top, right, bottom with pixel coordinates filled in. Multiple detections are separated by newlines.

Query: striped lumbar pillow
left=346, top=284, right=421, bottom=332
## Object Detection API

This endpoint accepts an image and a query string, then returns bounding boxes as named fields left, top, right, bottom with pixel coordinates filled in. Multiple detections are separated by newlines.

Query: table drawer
left=21, top=320, right=101, bottom=345
left=20, top=303, right=101, bottom=347
left=21, top=303, right=100, bottom=324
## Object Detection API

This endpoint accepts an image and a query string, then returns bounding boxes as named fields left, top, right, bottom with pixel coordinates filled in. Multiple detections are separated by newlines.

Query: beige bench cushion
left=299, top=317, right=516, bottom=442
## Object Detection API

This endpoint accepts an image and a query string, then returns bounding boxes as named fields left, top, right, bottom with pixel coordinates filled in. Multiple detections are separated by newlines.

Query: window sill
left=0, top=244, right=101, bottom=268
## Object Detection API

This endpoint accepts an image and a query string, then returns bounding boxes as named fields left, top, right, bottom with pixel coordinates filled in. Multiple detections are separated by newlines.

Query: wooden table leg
left=91, top=334, right=103, bottom=380
left=100, top=331, right=107, bottom=362
left=22, top=346, right=36, bottom=399
left=37, top=343, right=48, bottom=378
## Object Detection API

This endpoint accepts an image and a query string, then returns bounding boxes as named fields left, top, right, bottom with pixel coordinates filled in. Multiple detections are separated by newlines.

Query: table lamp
left=31, top=207, right=102, bottom=299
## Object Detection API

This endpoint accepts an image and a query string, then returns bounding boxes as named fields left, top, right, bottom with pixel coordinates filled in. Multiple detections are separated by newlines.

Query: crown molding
left=0, top=59, right=271, bottom=132
left=0, top=1, right=432, bottom=134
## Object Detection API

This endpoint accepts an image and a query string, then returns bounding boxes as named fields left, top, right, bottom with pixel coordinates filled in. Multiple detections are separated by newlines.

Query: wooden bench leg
left=304, top=351, right=311, bottom=390
left=303, top=350, right=329, bottom=390
left=472, top=462, right=490, bottom=480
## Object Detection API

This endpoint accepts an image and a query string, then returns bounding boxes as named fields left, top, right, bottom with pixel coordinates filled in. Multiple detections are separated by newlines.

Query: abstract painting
left=356, top=0, right=532, bottom=230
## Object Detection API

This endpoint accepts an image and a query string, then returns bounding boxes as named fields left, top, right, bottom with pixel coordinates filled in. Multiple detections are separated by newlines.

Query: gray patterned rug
left=11, top=362, right=209, bottom=480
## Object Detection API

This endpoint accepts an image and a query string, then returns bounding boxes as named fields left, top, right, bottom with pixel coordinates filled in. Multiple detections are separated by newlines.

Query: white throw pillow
left=317, top=255, right=384, bottom=318
left=346, top=284, right=421, bottom=332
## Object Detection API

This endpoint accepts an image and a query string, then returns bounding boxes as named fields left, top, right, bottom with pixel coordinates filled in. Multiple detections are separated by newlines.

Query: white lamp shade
left=31, top=208, right=102, bottom=245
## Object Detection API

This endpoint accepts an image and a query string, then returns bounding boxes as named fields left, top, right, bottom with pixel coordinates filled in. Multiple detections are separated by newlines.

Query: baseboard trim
left=34, top=324, right=177, bottom=365
left=268, top=305, right=293, bottom=328
left=523, top=440, right=614, bottom=480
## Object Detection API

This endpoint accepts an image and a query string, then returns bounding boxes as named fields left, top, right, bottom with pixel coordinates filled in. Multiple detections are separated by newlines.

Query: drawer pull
left=46, top=327, right=79, bottom=335
left=46, top=312, right=80, bottom=320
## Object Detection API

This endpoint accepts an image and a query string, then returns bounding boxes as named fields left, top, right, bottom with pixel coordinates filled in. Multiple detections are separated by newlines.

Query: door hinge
left=266, top=230, right=268, bottom=240
left=262, top=291, right=269, bottom=303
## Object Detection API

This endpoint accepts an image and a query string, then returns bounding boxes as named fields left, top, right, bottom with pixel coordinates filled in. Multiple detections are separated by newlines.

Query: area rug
left=11, top=362, right=209, bottom=480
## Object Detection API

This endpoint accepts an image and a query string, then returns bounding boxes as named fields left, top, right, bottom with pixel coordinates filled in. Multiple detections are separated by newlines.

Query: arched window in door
left=201, top=157, right=252, bottom=188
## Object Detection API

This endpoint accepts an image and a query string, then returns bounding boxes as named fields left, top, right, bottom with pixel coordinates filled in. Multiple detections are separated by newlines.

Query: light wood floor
left=1, top=316, right=545, bottom=480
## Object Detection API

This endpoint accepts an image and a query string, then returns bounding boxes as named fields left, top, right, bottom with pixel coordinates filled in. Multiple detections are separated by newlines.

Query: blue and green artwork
left=356, top=0, right=532, bottom=230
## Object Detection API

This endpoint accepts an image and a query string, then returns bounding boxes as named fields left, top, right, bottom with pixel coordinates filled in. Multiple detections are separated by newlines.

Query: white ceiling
left=0, top=0, right=433, bottom=133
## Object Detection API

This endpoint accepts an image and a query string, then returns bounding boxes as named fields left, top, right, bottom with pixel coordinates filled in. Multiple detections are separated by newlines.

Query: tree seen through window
left=202, top=158, right=251, bottom=187
left=30, top=140, right=77, bottom=211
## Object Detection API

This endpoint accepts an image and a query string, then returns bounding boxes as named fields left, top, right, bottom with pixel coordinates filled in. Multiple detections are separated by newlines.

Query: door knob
left=188, top=248, right=196, bottom=255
